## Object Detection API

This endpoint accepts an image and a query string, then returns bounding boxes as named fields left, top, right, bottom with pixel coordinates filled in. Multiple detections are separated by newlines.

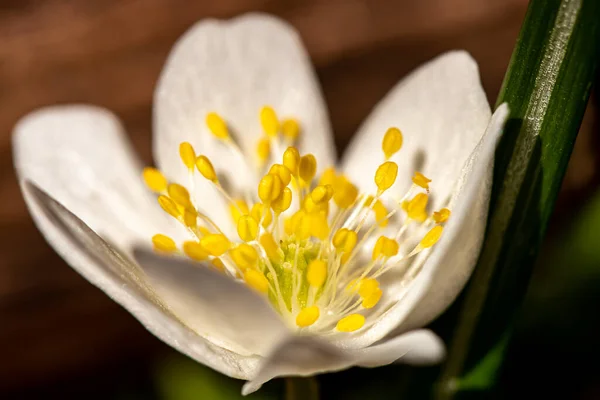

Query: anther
left=183, top=241, right=210, bottom=261
left=362, top=288, right=382, bottom=309
left=258, top=174, right=283, bottom=204
left=433, top=208, right=451, bottom=223
left=272, top=187, right=293, bottom=213
left=375, top=161, right=398, bottom=193
left=206, top=112, right=229, bottom=139
left=310, top=185, right=334, bottom=204
left=244, top=269, right=269, bottom=294
left=143, top=167, right=168, bottom=192
left=332, top=228, right=358, bottom=253
left=307, top=260, right=327, bottom=287
left=420, top=225, right=443, bottom=248
left=200, top=234, right=231, bottom=256
left=251, top=203, right=273, bottom=227
left=282, top=118, right=300, bottom=140
left=230, top=243, right=258, bottom=270
left=405, top=193, right=429, bottom=222
left=237, top=215, right=259, bottom=242
left=195, top=155, right=218, bottom=182
left=372, top=236, right=399, bottom=260
left=256, top=138, right=271, bottom=165
left=167, top=183, right=193, bottom=210
left=296, top=306, right=320, bottom=327
left=259, top=233, right=282, bottom=263
left=152, top=234, right=177, bottom=253
left=298, top=154, right=317, bottom=184
left=283, top=147, right=300, bottom=176
left=229, top=199, right=249, bottom=224
left=260, top=106, right=279, bottom=137
left=269, top=164, right=292, bottom=186
left=179, top=142, right=196, bottom=170
left=412, top=172, right=431, bottom=191
left=382, top=127, right=403, bottom=159
left=158, top=195, right=181, bottom=219
left=336, top=314, right=365, bottom=332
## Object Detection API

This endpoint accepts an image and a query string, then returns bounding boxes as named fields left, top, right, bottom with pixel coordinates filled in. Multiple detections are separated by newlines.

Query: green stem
left=434, top=0, right=600, bottom=398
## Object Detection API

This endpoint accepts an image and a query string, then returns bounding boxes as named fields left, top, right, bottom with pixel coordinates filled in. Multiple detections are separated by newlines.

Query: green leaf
left=431, top=0, right=600, bottom=398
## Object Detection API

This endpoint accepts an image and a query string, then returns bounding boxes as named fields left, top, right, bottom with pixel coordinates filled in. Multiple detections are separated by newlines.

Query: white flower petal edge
left=242, top=329, right=444, bottom=395
left=342, top=104, right=510, bottom=349
left=154, top=13, right=336, bottom=233
left=342, top=51, right=492, bottom=212
left=133, top=249, right=289, bottom=356
left=13, top=106, right=184, bottom=250
left=19, top=181, right=261, bottom=380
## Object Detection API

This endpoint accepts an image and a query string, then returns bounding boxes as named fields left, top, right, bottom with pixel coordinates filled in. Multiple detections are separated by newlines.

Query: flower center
left=143, top=106, right=449, bottom=334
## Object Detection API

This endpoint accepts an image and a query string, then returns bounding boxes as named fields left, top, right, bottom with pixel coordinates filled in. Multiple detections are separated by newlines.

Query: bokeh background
left=1, top=0, right=598, bottom=398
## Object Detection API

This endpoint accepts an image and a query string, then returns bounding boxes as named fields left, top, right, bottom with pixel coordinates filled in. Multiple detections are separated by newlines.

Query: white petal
left=342, top=51, right=492, bottom=212
left=21, top=182, right=260, bottom=380
left=13, top=105, right=184, bottom=251
left=242, top=329, right=444, bottom=394
left=339, top=104, right=509, bottom=348
left=133, top=249, right=289, bottom=357
left=154, top=13, right=335, bottom=231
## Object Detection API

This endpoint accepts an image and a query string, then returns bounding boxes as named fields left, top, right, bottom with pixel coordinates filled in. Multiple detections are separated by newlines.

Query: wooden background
left=0, top=0, right=596, bottom=395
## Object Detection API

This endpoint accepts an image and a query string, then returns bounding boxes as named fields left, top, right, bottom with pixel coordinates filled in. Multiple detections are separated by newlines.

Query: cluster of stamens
left=143, top=106, right=449, bottom=334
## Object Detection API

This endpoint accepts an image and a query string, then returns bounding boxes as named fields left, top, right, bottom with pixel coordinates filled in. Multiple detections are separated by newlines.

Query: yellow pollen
left=332, top=228, right=358, bottom=253
left=237, top=215, right=259, bottom=242
left=179, top=142, right=196, bottom=169
left=244, top=269, right=269, bottom=294
left=362, top=288, right=382, bottom=309
left=167, top=183, right=193, bottom=210
left=283, top=147, right=301, bottom=176
left=375, top=161, right=398, bottom=192
left=307, top=259, right=327, bottom=287
left=152, top=234, right=177, bottom=253
left=382, top=127, right=403, bottom=159
left=366, top=195, right=389, bottom=227
left=211, top=258, right=225, bottom=271
left=285, top=210, right=304, bottom=236
left=420, top=225, right=443, bottom=248
left=272, top=187, right=292, bottom=213
left=373, top=236, right=399, bottom=260
left=413, top=172, right=432, bottom=190
left=251, top=203, right=273, bottom=227
left=230, top=243, right=258, bottom=270
left=269, top=164, right=292, bottom=186
left=198, top=226, right=211, bottom=236
left=143, top=167, right=168, bottom=192
left=296, top=306, right=320, bottom=327
left=298, top=154, right=317, bottom=184
left=196, top=155, right=218, bottom=182
left=258, top=174, right=283, bottom=203
left=358, top=278, right=379, bottom=298
left=260, top=233, right=282, bottom=263
left=310, top=185, right=334, bottom=204
left=260, top=106, right=280, bottom=137
left=308, top=213, right=329, bottom=240
left=256, top=138, right=271, bottom=164
left=183, top=210, right=197, bottom=229
left=206, top=112, right=229, bottom=139
left=406, top=193, right=429, bottom=222
left=183, top=241, right=210, bottom=261
left=333, top=177, right=358, bottom=208
left=433, top=208, right=451, bottom=223
left=200, top=234, right=231, bottom=256
left=158, top=195, right=181, bottom=219
left=282, top=118, right=300, bottom=140
left=319, top=167, right=336, bottom=186
left=336, top=314, right=365, bottom=332
left=229, top=199, right=249, bottom=223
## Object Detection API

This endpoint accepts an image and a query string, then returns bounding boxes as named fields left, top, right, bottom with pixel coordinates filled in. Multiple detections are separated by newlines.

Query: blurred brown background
left=0, top=0, right=597, bottom=397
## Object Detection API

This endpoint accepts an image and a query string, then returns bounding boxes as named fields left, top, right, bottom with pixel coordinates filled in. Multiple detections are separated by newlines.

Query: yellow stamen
left=283, top=147, right=300, bottom=176
left=167, top=183, right=193, bottom=210
left=183, top=241, right=210, bottom=261
left=158, top=195, right=181, bottom=219
left=375, top=161, right=398, bottom=193
left=206, top=112, right=229, bottom=139
left=372, top=236, right=399, bottom=260
left=412, top=172, right=431, bottom=190
left=143, top=167, right=168, bottom=192
left=310, top=185, right=334, bottom=204
left=211, top=258, right=225, bottom=271
left=307, top=259, right=327, bottom=287
left=237, top=215, right=259, bottom=242
left=420, top=225, right=443, bottom=248
left=269, top=164, right=292, bottom=186
left=296, top=306, right=320, bottom=327
left=183, top=210, right=197, bottom=229
left=256, top=137, right=271, bottom=165
left=259, top=233, right=282, bottom=263
left=179, top=142, right=196, bottom=169
left=362, top=288, right=382, bottom=309
left=229, top=199, right=249, bottom=224
left=282, top=118, right=300, bottom=140
left=433, top=208, right=451, bottom=223
left=382, top=127, right=403, bottom=159
left=308, top=213, right=329, bottom=240
left=298, top=154, right=317, bottom=184
left=200, top=234, right=231, bottom=256
left=230, top=243, right=258, bottom=270
left=366, top=195, right=389, bottom=227
left=152, top=234, right=177, bottom=253
left=244, top=269, right=269, bottom=294
left=196, top=155, right=218, bottom=182
left=258, top=174, right=283, bottom=203
left=333, top=177, right=358, bottom=208
left=251, top=203, right=273, bottom=227
left=336, top=314, right=365, bottom=332
left=406, top=193, right=429, bottom=222
left=319, top=167, right=336, bottom=186
left=260, top=106, right=280, bottom=137
left=272, top=187, right=292, bottom=213
left=332, top=228, right=358, bottom=254
left=358, top=278, right=379, bottom=298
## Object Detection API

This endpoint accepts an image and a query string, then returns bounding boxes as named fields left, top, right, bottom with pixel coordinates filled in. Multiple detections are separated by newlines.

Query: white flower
left=13, top=13, right=508, bottom=395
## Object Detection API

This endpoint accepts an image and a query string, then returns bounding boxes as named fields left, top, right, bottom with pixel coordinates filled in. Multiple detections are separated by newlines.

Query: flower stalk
left=433, top=0, right=600, bottom=397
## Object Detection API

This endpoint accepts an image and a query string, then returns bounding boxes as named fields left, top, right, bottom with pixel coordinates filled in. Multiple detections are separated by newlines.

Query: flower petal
left=242, top=329, right=444, bottom=394
left=13, top=105, right=184, bottom=251
left=133, top=248, right=289, bottom=356
left=21, top=182, right=260, bottom=379
left=342, top=51, right=492, bottom=212
left=339, top=104, right=509, bottom=348
left=154, top=13, right=335, bottom=230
